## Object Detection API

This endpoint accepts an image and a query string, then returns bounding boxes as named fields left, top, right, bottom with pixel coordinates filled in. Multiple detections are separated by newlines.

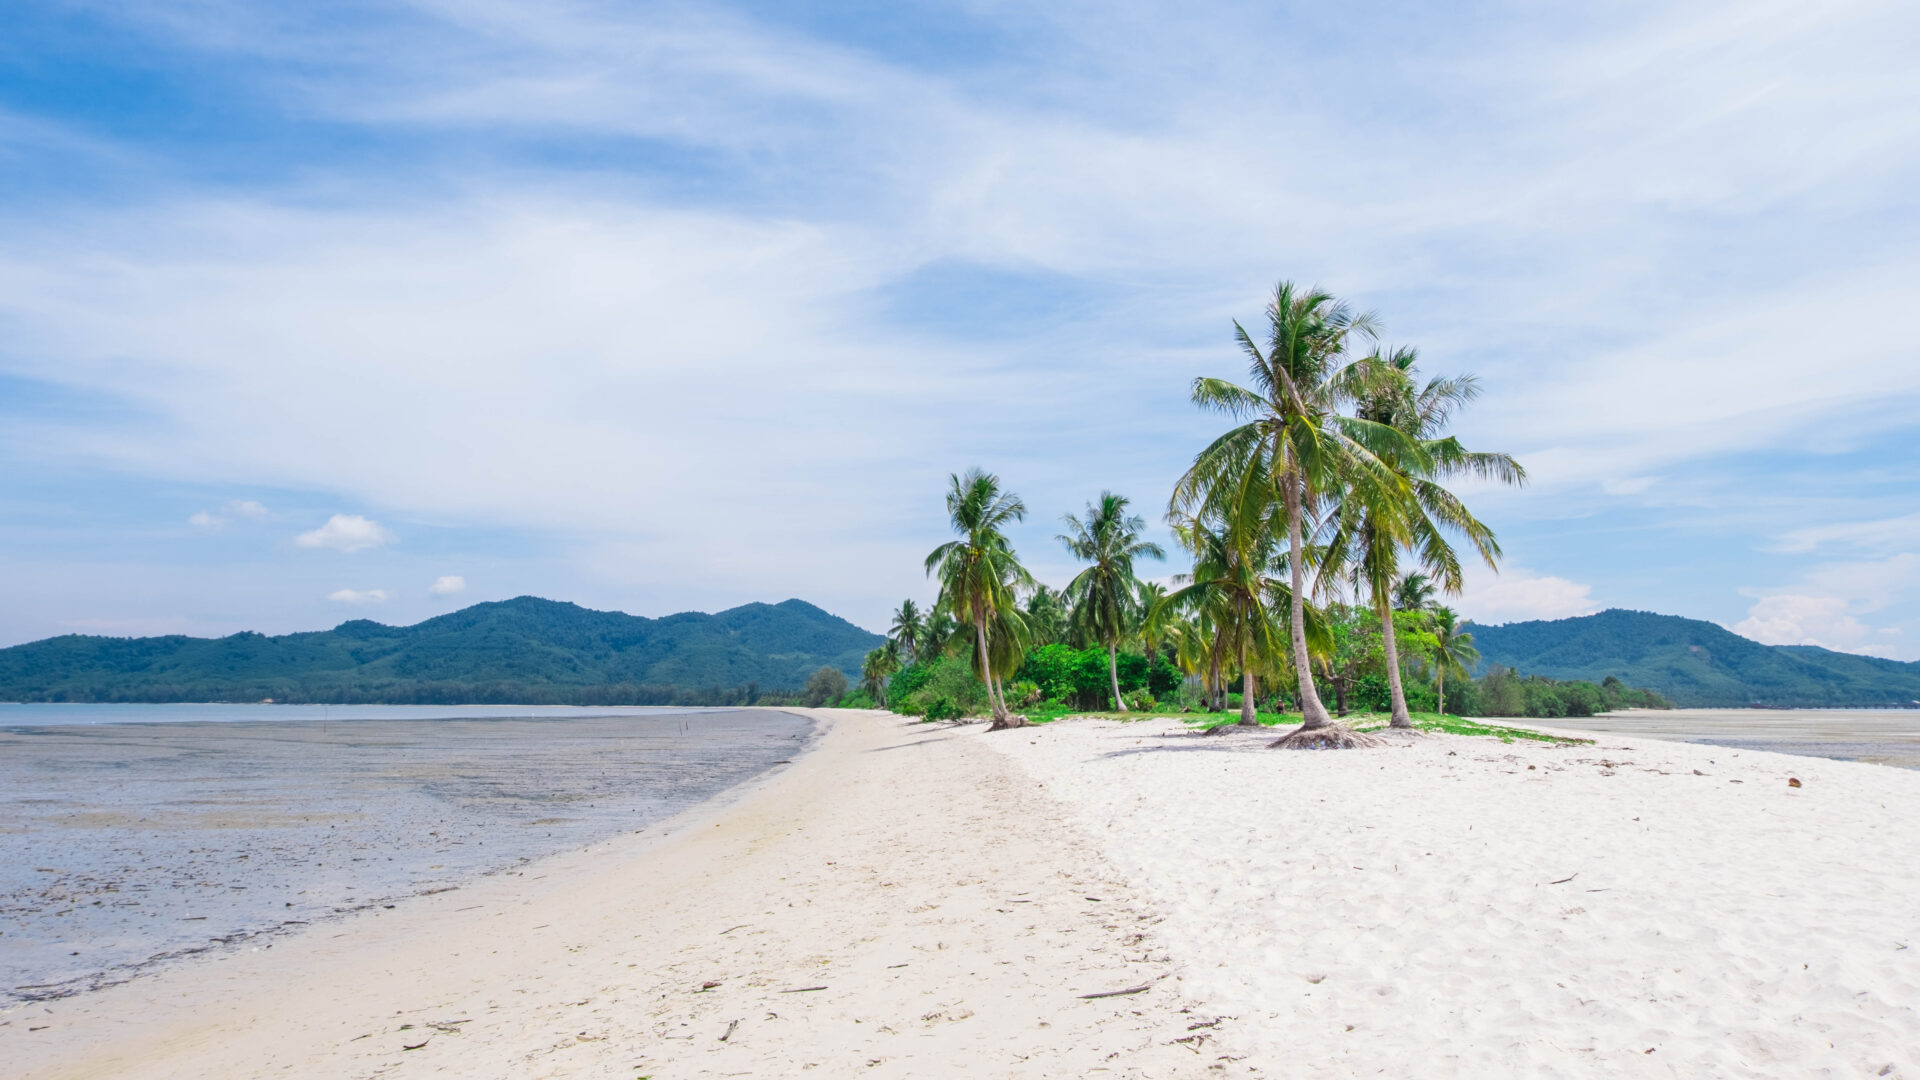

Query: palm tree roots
left=1268, top=723, right=1382, bottom=750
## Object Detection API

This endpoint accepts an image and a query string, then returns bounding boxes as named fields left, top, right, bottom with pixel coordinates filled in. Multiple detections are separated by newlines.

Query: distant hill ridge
left=0, top=596, right=883, bottom=705
left=1467, top=608, right=1920, bottom=708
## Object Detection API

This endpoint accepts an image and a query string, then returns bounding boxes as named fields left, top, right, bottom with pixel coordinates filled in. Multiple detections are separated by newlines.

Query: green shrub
left=922, top=695, right=961, bottom=722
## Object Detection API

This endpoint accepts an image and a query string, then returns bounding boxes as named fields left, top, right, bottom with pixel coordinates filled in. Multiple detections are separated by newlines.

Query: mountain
left=0, top=597, right=884, bottom=705
left=1467, top=609, right=1920, bottom=708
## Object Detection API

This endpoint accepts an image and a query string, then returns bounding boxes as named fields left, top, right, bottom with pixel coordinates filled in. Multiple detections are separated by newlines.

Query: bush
left=922, top=695, right=961, bottom=722
left=836, top=687, right=876, bottom=709
left=1124, top=689, right=1157, bottom=711
left=802, top=665, right=849, bottom=707
left=890, top=656, right=989, bottom=718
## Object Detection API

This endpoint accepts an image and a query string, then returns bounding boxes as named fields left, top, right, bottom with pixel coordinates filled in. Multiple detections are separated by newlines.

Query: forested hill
left=0, top=597, right=884, bottom=705
left=1467, top=608, right=1920, bottom=708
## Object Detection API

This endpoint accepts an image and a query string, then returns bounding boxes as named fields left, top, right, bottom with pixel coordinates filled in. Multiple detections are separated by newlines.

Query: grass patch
left=1350, top=712, right=1592, bottom=744
left=920, top=706, right=1590, bottom=745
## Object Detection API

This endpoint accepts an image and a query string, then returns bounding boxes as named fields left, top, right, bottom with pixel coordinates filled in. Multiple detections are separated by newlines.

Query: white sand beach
left=6, top=709, right=1918, bottom=1078
left=992, top=717, right=1920, bottom=1078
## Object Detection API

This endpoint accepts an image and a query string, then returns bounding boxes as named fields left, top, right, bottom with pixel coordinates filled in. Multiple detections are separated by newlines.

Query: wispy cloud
left=326, top=587, right=387, bottom=604
left=429, top=574, right=465, bottom=596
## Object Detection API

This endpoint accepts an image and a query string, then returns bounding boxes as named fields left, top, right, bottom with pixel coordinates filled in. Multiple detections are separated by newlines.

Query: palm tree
left=1392, top=572, right=1436, bottom=614
left=925, top=469, right=1034, bottom=729
left=888, top=600, right=924, bottom=661
left=1162, top=507, right=1281, bottom=726
left=1135, top=581, right=1170, bottom=665
left=862, top=644, right=901, bottom=706
left=1059, top=493, right=1165, bottom=711
left=1430, top=606, right=1479, bottom=716
left=1325, top=345, right=1522, bottom=729
left=1173, top=282, right=1413, bottom=748
left=1023, top=584, right=1071, bottom=647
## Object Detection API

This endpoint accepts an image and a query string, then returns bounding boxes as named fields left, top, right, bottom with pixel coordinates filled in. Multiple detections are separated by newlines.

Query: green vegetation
left=1468, top=609, right=1920, bottom=708
left=876, top=280, right=1658, bottom=748
left=0, top=596, right=882, bottom=704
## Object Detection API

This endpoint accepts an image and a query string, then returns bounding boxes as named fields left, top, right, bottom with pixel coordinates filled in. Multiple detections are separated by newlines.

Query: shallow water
left=0, top=708, right=811, bottom=1003
left=1543, top=708, right=1920, bottom=769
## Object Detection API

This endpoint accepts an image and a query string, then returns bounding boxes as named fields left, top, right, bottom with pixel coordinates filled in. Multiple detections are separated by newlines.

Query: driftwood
left=1078, top=983, right=1151, bottom=999
left=719, top=1019, right=741, bottom=1042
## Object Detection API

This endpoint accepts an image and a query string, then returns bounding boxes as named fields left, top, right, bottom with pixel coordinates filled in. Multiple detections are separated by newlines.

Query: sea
left=0, top=705, right=812, bottom=1004
left=1544, top=708, right=1920, bottom=770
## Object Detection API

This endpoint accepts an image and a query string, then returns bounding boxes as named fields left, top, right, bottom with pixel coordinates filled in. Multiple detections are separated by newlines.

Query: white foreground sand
left=3, top=710, right=1241, bottom=1079
left=987, top=717, right=1920, bottom=1078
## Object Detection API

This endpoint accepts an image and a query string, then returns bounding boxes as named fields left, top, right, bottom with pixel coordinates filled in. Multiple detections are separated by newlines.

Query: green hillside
left=0, top=596, right=883, bottom=705
left=1467, top=609, right=1920, bottom=708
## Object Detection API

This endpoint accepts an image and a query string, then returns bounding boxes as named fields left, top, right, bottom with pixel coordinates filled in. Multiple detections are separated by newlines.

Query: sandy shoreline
left=6, top=708, right=1918, bottom=1078
left=3, top=710, right=1238, bottom=1079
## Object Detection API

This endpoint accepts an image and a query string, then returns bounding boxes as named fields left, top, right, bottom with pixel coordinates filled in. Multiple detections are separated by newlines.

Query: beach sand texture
left=2, top=710, right=1242, bottom=1079
left=991, top=717, right=1920, bottom=1078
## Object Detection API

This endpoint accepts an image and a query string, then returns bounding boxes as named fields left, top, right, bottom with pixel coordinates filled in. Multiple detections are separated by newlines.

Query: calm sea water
left=1541, top=708, right=1920, bottom=770
left=0, top=706, right=812, bottom=1004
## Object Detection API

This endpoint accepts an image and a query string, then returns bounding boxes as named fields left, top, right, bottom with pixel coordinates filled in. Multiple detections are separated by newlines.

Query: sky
left=2, top=0, right=1918, bottom=658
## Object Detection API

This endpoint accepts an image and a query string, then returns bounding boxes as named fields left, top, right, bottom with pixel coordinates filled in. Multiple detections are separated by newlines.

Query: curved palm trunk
left=1284, top=470, right=1335, bottom=729
left=1107, top=643, right=1127, bottom=712
left=975, top=610, right=1006, bottom=725
left=1378, top=594, right=1414, bottom=729
left=1436, top=666, right=1446, bottom=716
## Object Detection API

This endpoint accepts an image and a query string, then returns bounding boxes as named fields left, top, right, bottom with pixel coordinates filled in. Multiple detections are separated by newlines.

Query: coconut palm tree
left=1060, top=493, right=1165, bottom=711
left=1429, top=606, right=1479, bottom=716
left=1162, top=507, right=1282, bottom=727
left=1172, top=282, right=1414, bottom=748
left=862, top=644, right=901, bottom=706
left=1324, top=345, right=1522, bottom=729
left=1392, top=572, right=1436, bottom=614
left=1135, top=581, right=1170, bottom=665
left=925, top=469, right=1034, bottom=729
left=888, top=600, right=924, bottom=661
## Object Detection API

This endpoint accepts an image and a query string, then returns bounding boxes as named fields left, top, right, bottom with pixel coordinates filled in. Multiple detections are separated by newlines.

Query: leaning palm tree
left=1172, top=282, right=1414, bottom=748
left=1060, top=493, right=1165, bottom=711
left=1429, top=606, right=1479, bottom=716
left=888, top=600, right=924, bottom=661
left=1324, top=345, right=1523, bottom=729
left=925, top=469, right=1034, bottom=729
left=862, top=644, right=901, bottom=706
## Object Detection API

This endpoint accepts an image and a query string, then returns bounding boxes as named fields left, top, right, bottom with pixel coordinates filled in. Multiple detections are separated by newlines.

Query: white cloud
left=1457, top=567, right=1598, bottom=624
left=326, top=587, right=387, bottom=604
left=295, top=514, right=395, bottom=553
left=226, top=499, right=269, bottom=519
left=1732, top=594, right=1874, bottom=652
left=1771, top=513, right=1920, bottom=555
left=188, top=510, right=224, bottom=529
left=429, top=574, right=466, bottom=596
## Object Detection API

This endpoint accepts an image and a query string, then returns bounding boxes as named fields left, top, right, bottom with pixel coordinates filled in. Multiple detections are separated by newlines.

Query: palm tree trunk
left=1107, top=643, right=1126, bottom=712
left=1237, top=634, right=1257, bottom=725
left=1378, top=594, right=1414, bottom=729
left=1437, top=667, right=1446, bottom=716
left=1284, top=469, right=1334, bottom=728
left=975, top=610, right=1006, bottom=726
left=1206, top=637, right=1223, bottom=712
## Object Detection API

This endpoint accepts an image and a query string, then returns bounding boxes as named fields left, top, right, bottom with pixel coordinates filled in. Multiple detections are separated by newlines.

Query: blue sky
left=2, top=1, right=1918, bottom=658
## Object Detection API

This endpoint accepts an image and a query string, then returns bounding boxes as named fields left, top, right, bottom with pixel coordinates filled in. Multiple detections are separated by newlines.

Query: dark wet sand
left=1539, top=708, right=1920, bottom=769
left=0, top=709, right=810, bottom=1003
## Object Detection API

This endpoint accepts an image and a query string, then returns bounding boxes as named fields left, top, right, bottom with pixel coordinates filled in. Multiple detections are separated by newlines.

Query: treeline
left=866, top=596, right=1667, bottom=722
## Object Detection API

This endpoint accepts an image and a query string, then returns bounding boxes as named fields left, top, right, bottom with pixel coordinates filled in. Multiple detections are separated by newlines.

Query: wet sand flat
left=0, top=709, right=810, bottom=1003
left=1536, top=708, right=1920, bottom=769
